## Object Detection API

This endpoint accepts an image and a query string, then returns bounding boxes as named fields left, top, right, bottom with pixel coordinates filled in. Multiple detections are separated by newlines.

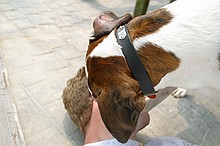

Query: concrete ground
left=0, top=0, right=220, bottom=146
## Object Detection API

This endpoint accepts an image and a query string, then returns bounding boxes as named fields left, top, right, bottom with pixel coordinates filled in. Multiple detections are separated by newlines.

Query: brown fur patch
left=86, top=56, right=134, bottom=97
left=127, top=8, right=173, bottom=41
left=86, top=56, right=145, bottom=142
left=137, top=43, right=180, bottom=86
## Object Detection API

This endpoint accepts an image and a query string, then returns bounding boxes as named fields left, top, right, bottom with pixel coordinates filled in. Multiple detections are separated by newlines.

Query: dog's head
left=86, top=11, right=146, bottom=143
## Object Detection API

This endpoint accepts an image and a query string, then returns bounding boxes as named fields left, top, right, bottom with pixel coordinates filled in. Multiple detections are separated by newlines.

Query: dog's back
left=138, top=0, right=220, bottom=90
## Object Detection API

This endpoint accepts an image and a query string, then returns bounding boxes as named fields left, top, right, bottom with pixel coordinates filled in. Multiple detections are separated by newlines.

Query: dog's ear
left=86, top=56, right=145, bottom=142
left=93, top=11, right=132, bottom=38
left=96, top=81, right=145, bottom=143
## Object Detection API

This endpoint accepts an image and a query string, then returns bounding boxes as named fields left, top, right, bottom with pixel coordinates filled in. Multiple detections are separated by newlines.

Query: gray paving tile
left=203, top=130, right=220, bottom=146
left=178, top=110, right=209, bottom=144
left=33, top=52, right=70, bottom=71
left=47, top=3, right=60, bottom=9
left=27, top=79, right=63, bottom=106
left=38, top=24, right=60, bottom=34
left=0, top=4, right=17, bottom=12
left=68, top=56, right=86, bottom=71
left=42, top=37, right=67, bottom=49
left=0, top=80, right=25, bottom=146
left=202, top=98, right=220, bottom=119
left=0, top=38, right=32, bottom=49
left=2, top=48, right=34, bottom=68
left=25, top=127, right=73, bottom=146
left=28, top=14, right=52, bottom=25
left=19, top=7, right=39, bottom=15
left=140, top=107, right=188, bottom=137
left=63, top=113, right=80, bottom=137
left=63, top=6, right=78, bottom=12
left=177, top=95, right=210, bottom=120
left=12, top=18, right=34, bottom=30
left=0, top=15, right=8, bottom=23
left=54, top=8, right=71, bottom=16
left=0, top=67, right=5, bottom=88
left=48, top=66, right=77, bottom=87
left=16, top=97, right=53, bottom=140
left=177, top=130, right=198, bottom=145
left=155, top=96, right=185, bottom=118
left=66, top=34, right=89, bottom=52
left=41, top=11, right=58, bottom=20
left=10, top=2, right=30, bottom=9
left=12, top=64, right=47, bottom=87
left=33, top=5, right=52, bottom=13
left=0, top=31, right=24, bottom=40
left=7, top=74, right=30, bottom=103
left=55, top=45, right=83, bottom=60
left=68, top=130, right=84, bottom=146
left=28, top=40, right=53, bottom=55
left=45, top=99, right=66, bottom=126
left=53, top=17, right=73, bottom=28
left=0, top=23, right=18, bottom=34
left=45, top=99, right=79, bottom=136
left=3, top=10, right=25, bottom=20
left=55, top=1, right=71, bottom=7
left=21, top=27, right=42, bottom=37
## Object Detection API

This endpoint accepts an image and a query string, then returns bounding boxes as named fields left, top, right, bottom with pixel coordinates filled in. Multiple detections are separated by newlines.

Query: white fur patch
left=89, top=31, right=124, bottom=58
left=133, top=0, right=220, bottom=91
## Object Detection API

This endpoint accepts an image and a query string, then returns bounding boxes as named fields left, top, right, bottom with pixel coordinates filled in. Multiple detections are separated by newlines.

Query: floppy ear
left=96, top=80, right=146, bottom=143
left=93, top=11, right=132, bottom=38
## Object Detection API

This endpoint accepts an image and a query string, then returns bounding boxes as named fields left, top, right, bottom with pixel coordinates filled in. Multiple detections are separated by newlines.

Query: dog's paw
left=172, top=87, right=187, bottom=98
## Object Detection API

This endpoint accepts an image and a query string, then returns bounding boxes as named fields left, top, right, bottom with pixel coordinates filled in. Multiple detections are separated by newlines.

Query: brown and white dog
left=85, top=0, right=220, bottom=143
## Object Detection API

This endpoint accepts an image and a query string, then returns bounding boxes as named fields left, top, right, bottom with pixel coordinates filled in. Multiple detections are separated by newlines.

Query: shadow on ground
left=177, top=92, right=220, bottom=146
left=63, top=113, right=84, bottom=146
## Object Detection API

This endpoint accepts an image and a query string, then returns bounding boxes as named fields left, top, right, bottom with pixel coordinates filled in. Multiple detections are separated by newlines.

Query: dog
left=85, top=0, right=220, bottom=143
left=62, top=67, right=92, bottom=134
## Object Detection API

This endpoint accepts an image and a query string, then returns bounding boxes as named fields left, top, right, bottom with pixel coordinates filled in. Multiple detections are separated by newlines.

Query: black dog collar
left=115, top=24, right=156, bottom=98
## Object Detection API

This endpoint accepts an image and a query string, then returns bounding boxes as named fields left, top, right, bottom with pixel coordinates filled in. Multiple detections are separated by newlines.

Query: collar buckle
left=117, top=25, right=126, bottom=40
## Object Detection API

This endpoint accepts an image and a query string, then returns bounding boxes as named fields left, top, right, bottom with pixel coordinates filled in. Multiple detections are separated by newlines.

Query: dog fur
left=85, top=0, right=220, bottom=143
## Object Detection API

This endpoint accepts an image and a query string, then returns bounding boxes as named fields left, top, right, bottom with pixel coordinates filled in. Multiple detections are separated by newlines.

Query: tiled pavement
left=0, top=0, right=220, bottom=146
